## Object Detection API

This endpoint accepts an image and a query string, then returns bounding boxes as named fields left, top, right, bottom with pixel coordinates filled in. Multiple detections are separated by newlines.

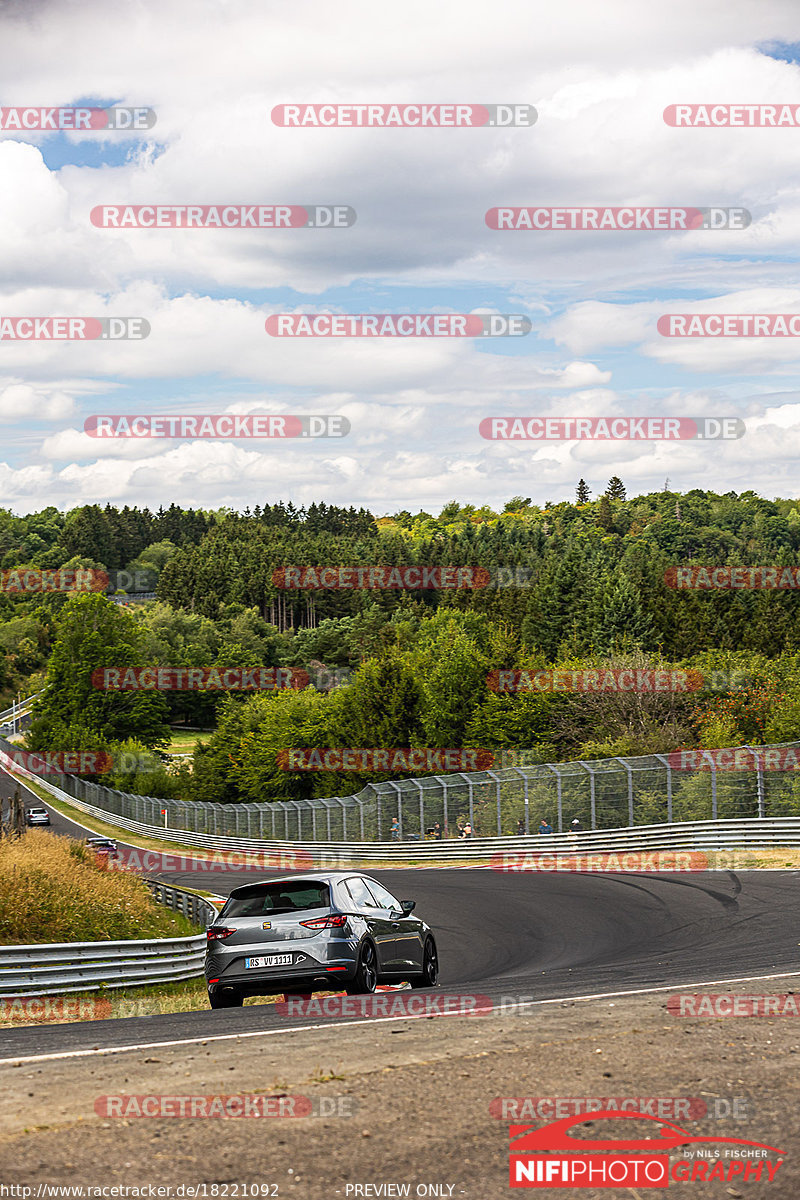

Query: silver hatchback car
left=205, top=871, right=439, bottom=1008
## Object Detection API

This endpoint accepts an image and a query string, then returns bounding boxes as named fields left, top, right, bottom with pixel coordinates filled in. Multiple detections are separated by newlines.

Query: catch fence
left=2, top=737, right=799, bottom=843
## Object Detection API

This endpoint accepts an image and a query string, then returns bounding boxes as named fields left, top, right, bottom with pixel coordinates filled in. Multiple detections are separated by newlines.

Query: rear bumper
left=207, top=961, right=358, bottom=997
left=206, top=945, right=359, bottom=996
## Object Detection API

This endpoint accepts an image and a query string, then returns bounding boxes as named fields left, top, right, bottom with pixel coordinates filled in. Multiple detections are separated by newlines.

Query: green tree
left=27, top=594, right=170, bottom=752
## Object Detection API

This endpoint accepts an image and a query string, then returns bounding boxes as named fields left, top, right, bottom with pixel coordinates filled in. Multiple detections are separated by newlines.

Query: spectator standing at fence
left=516, top=818, right=525, bottom=835
left=538, top=818, right=553, bottom=835
left=570, top=818, right=581, bottom=834
left=390, top=816, right=400, bottom=841
left=433, top=820, right=442, bottom=839
left=462, top=821, right=473, bottom=838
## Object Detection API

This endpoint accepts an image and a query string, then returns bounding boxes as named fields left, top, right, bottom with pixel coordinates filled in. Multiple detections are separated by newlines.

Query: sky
left=1, top=0, right=800, bottom=516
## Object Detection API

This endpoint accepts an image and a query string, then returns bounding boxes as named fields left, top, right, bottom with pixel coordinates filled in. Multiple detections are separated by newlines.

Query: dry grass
left=0, top=830, right=197, bottom=944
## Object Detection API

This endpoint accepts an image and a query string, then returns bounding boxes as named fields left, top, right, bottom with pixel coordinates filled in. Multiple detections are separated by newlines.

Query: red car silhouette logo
left=510, top=1110, right=784, bottom=1155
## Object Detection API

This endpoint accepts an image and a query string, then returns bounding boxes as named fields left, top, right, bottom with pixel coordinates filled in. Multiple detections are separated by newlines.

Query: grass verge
left=0, top=829, right=198, bottom=944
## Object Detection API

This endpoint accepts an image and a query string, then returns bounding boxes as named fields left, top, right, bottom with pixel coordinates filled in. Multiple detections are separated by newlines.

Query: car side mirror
left=400, top=899, right=415, bottom=915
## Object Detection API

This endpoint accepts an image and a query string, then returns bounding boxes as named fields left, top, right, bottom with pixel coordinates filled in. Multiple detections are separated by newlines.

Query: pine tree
left=595, top=495, right=614, bottom=531
left=576, top=479, right=591, bottom=504
left=605, top=477, right=627, bottom=501
left=588, top=573, right=655, bottom=652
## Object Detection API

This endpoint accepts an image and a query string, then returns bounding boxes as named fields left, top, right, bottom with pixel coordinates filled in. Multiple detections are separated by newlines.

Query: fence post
left=359, top=795, right=365, bottom=841
left=545, top=765, right=562, bottom=832
left=484, top=771, right=502, bottom=835
left=459, top=773, right=474, bottom=829
left=433, top=776, right=449, bottom=836
left=340, top=798, right=347, bottom=841
left=578, top=762, right=596, bottom=830
left=512, top=768, right=530, bottom=832
left=701, top=751, right=718, bottom=820
left=746, top=746, right=765, bottom=818
left=388, top=781, right=403, bottom=840
left=653, top=754, right=673, bottom=823
left=614, top=757, right=634, bottom=826
left=415, top=780, right=425, bottom=840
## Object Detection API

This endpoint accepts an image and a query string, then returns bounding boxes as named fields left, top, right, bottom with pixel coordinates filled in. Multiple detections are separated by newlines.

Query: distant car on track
left=85, top=836, right=120, bottom=861
left=205, top=871, right=439, bottom=1009
left=25, top=807, right=50, bottom=826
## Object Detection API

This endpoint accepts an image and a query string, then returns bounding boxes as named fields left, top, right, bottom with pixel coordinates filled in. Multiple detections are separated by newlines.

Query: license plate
left=244, top=954, right=294, bottom=969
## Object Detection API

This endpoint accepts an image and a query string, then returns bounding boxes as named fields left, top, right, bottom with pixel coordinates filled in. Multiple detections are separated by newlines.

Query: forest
left=2, top=481, right=798, bottom=806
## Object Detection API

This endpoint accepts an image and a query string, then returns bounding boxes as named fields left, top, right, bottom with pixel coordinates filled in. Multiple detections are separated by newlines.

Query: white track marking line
left=4, top=967, right=800, bottom=1066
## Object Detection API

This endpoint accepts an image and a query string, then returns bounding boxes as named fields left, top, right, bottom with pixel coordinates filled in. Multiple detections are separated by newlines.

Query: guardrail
left=0, top=884, right=217, bottom=997
left=8, top=759, right=800, bottom=861
left=0, top=691, right=41, bottom=724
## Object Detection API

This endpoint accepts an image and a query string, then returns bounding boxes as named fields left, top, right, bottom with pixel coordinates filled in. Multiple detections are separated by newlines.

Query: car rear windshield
left=221, top=881, right=331, bottom=918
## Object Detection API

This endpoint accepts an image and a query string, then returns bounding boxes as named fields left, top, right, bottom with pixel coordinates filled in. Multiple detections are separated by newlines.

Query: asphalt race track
left=3, top=767, right=800, bottom=1061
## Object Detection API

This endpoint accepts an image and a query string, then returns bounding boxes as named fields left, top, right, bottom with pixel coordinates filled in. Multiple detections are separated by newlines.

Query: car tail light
left=206, top=926, right=236, bottom=941
left=300, top=914, right=348, bottom=929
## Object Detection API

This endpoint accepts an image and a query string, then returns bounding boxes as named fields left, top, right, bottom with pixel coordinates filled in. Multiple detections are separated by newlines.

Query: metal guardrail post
left=614, top=757, right=635, bottom=826
left=579, top=762, right=596, bottom=830
left=746, top=746, right=765, bottom=818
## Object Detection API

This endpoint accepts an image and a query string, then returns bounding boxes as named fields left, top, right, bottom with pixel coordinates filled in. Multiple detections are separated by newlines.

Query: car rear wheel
left=208, top=988, right=243, bottom=1009
left=345, top=940, right=378, bottom=995
left=410, top=937, right=439, bottom=988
